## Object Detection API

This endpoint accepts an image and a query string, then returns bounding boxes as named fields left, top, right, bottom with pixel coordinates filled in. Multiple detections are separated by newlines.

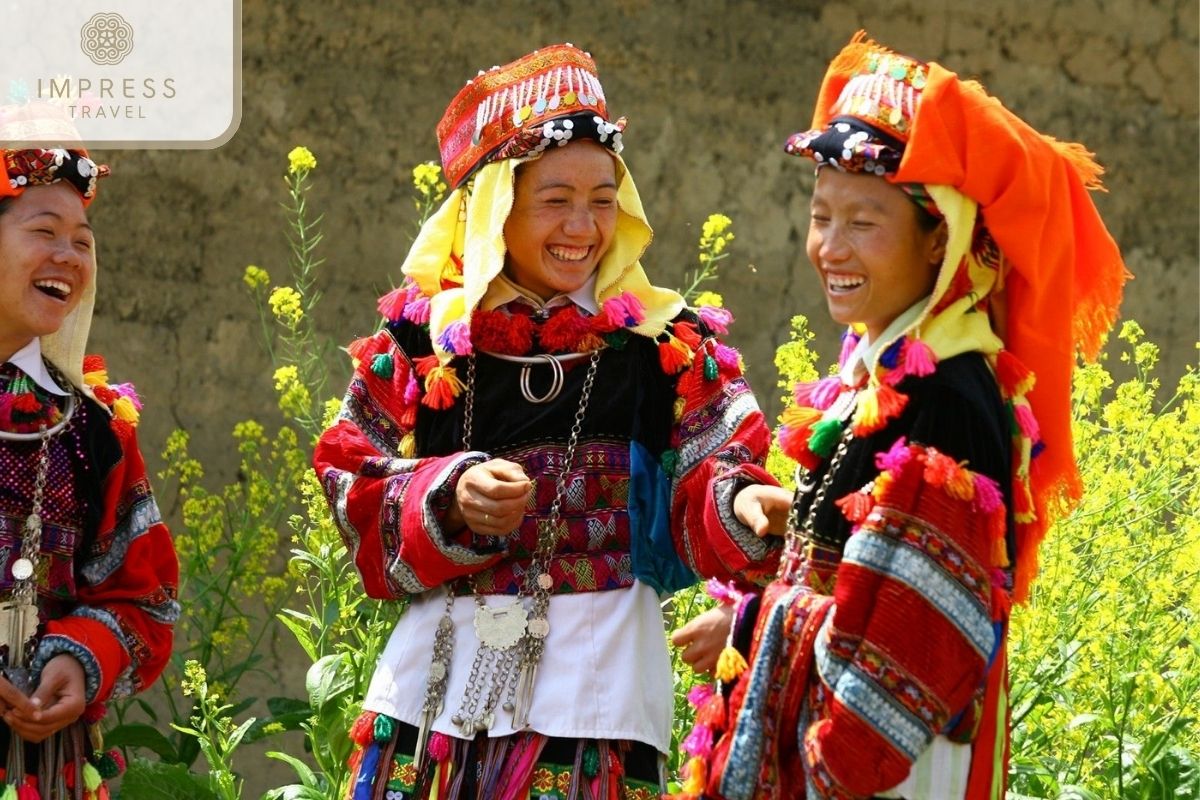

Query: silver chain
left=779, top=399, right=857, bottom=583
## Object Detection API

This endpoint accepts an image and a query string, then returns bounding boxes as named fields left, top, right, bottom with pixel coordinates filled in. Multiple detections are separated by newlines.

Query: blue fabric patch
left=352, top=740, right=382, bottom=800
left=628, top=441, right=695, bottom=594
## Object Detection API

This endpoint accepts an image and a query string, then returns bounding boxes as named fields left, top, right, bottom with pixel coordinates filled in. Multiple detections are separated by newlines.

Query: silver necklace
left=414, top=348, right=603, bottom=766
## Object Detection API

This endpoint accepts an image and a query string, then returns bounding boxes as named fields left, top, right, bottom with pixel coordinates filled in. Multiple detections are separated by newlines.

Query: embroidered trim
left=33, top=633, right=103, bottom=703
left=81, top=492, right=162, bottom=585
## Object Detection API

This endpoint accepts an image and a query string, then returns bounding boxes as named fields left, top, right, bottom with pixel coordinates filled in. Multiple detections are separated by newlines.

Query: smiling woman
left=0, top=146, right=178, bottom=798
left=313, top=43, right=779, bottom=799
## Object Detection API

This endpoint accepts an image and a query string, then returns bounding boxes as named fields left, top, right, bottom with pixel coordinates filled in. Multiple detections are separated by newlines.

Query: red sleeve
left=35, top=421, right=179, bottom=711
left=669, top=335, right=780, bottom=588
left=313, top=330, right=503, bottom=600
left=803, top=442, right=1008, bottom=797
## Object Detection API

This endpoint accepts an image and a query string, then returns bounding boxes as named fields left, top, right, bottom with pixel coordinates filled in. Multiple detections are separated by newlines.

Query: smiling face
left=502, top=139, right=619, bottom=301
left=806, top=168, right=946, bottom=341
left=0, top=183, right=95, bottom=361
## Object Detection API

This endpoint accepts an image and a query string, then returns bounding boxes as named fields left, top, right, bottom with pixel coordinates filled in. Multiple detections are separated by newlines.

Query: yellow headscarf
left=393, top=150, right=684, bottom=403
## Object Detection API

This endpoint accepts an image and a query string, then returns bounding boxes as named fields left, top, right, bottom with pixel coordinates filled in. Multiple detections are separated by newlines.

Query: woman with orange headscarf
left=670, top=33, right=1127, bottom=799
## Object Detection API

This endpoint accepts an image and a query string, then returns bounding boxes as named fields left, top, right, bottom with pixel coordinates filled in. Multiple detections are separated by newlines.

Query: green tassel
left=373, top=712, right=395, bottom=742
left=96, top=753, right=120, bottom=779
left=370, top=352, right=394, bottom=379
left=661, top=449, right=678, bottom=477
left=807, top=418, right=844, bottom=458
left=1, top=784, right=17, bottom=800
left=704, top=354, right=719, bottom=381
left=582, top=743, right=601, bottom=777
left=604, top=330, right=630, bottom=350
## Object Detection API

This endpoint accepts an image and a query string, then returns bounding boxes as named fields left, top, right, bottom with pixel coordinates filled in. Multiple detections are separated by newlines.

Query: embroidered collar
left=5, top=339, right=69, bottom=396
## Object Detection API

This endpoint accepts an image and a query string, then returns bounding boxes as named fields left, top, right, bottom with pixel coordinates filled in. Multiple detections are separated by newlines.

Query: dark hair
left=914, top=202, right=942, bottom=233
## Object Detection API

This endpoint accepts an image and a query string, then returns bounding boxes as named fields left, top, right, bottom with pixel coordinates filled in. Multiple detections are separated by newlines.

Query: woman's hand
left=446, top=458, right=533, bottom=536
left=0, top=654, right=87, bottom=742
left=733, top=484, right=793, bottom=537
left=670, top=604, right=735, bottom=676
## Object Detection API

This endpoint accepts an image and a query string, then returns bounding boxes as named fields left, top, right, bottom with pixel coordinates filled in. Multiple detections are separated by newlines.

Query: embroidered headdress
left=377, top=44, right=683, bottom=408
left=780, top=32, right=1128, bottom=603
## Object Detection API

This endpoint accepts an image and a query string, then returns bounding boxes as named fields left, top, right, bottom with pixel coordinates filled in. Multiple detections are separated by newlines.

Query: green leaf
left=265, top=751, right=320, bottom=788
left=259, top=786, right=327, bottom=800
left=119, top=757, right=218, bottom=800
left=306, top=654, right=353, bottom=712
left=105, top=723, right=180, bottom=762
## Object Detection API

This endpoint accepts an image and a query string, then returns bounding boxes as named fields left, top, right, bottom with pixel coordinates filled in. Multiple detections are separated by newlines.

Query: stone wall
left=80, top=1, right=1196, bottom=791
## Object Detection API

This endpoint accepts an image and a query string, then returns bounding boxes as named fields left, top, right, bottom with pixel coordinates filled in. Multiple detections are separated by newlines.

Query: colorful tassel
left=810, top=376, right=844, bottom=411
left=687, top=683, right=715, bottom=708
left=602, top=291, right=646, bottom=328
left=15, top=782, right=38, bottom=800
left=875, top=437, right=911, bottom=472
left=422, top=366, right=464, bottom=409
left=713, top=342, right=740, bottom=370
left=376, top=285, right=408, bottom=322
left=995, top=350, right=1035, bottom=397
left=780, top=404, right=822, bottom=430
left=879, top=337, right=904, bottom=369
left=112, top=396, right=140, bottom=425
left=837, top=329, right=860, bottom=367
left=696, top=304, right=733, bottom=335
left=778, top=424, right=819, bottom=468
left=695, top=692, right=726, bottom=729
left=673, top=321, right=702, bottom=350
left=436, top=320, right=473, bottom=356
left=703, top=354, right=719, bottom=381
left=1013, top=402, right=1040, bottom=441
left=399, top=432, right=416, bottom=458
left=372, top=711, right=395, bottom=743
left=346, top=336, right=374, bottom=365
left=807, top=418, right=844, bottom=458
left=370, top=353, right=394, bottom=378
left=658, top=337, right=693, bottom=374
left=82, top=354, right=107, bottom=380
left=682, top=723, right=715, bottom=758
left=835, top=490, right=874, bottom=523
left=661, top=449, right=678, bottom=477
left=922, top=450, right=959, bottom=487
left=582, top=743, right=601, bottom=777
left=852, top=382, right=908, bottom=435
left=903, top=337, right=937, bottom=377
left=946, top=466, right=976, bottom=502
left=714, top=645, right=748, bottom=683
left=672, top=396, right=686, bottom=422
left=348, top=711, right=379, bottom=745
left=972, top=473, right=1004, bottom=514
left=2, top=784, right=17, bottom=800
left=82, top=764, right=102, bottom=793
left=427, top=731, right=452, bottom=762
left=403, top=295, right=431, bottom=325
left=681, top=756, right=706, bottom=794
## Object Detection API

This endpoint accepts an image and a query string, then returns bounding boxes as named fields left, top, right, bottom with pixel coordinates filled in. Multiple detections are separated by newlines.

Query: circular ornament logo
left=80, top=12, right=134, bottom=66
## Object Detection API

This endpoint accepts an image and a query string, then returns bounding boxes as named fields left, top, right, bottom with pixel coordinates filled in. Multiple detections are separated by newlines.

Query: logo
left=80, top=12, right=134, bottom=66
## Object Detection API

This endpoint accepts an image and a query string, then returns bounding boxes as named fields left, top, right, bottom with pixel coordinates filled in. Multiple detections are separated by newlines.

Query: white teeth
left=547, top=246, right=589, bottom=262
left=827, top=274, right=865, bottom=289
left=33, top=279, right=71, bottom=298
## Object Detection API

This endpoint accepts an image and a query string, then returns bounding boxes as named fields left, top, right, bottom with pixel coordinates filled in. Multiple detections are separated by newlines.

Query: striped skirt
left=346, top=713, right=663, bottom=800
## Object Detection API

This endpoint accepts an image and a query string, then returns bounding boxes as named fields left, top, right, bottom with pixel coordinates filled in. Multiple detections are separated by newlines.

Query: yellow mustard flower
left=287, top=146, right=317, bottom=175
left=242, top=264, right=270, bottom=291
left=268, top=286, right=304, bottom=326
left=694, top=291, right=724, bottom=308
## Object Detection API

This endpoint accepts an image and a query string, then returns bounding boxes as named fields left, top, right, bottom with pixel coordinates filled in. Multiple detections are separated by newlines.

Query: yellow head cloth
left=402, top=150, right=684, bottom=367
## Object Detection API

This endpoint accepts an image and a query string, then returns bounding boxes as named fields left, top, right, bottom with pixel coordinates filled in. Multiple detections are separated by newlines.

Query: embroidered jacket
left=0, top=359, right=179, bottom=717
left=719, top=353, right=1012, bottom=799
left=314, top=312, right=778, bottom=601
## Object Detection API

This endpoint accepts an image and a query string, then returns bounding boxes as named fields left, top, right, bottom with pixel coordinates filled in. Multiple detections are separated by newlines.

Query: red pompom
left=835, top=490, right=874, bottom=523
left=538, top=306, right=595, bottom=352
left=673, top=321, right=702, bottom=350
left=82, top=354, right=106, bottom=374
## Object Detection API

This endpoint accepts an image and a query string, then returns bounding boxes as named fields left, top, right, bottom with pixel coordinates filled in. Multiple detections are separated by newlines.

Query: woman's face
left=806, top=168, right=946, bottom=341
left=0, top=183, right=95, bottom=360
left=503, top=139, right=618, bottom=301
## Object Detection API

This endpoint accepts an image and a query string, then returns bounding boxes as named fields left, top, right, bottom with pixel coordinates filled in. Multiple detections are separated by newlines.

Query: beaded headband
left=437, top=44, right=625, bottom=188
left=1, top=148, right=110, bottom=206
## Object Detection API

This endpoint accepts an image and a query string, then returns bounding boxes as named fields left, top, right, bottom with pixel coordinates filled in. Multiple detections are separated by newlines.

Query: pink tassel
left=838, top=330, right=859, bottom=367
left=377, top=286, right=408, bottom=321
left=603, top=291, right=646, bottom=328
left=973, top=473, right=1005, bottom=514
left=1013, top=403, right=1040, bottom=441
left=427, top=731, right=452, bottom=762
left=686, top=683, right=715, bottom=708
left=403, top=295, right=431, bottom=324
left=713, top=343, right=740, bottom=370
left=902, top=338, right=937, bottom=377
left=697, top=305, right=733, bottom=335
left=436, top=320, right=473, bottom=356
left=112, top=382, right=143, bottom=410
left=682, top=723, right=715, bottom=758
left=809, top=376, right=843, bottom=411
left=403, top=372, right=420, bottom=405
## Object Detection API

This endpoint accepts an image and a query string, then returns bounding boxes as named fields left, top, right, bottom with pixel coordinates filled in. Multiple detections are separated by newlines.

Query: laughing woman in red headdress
left=313, top=45, right=779, bottom=798
left=668, top=33, right=1129, bottom=799
left=0, top=145, right=179, bottom=797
